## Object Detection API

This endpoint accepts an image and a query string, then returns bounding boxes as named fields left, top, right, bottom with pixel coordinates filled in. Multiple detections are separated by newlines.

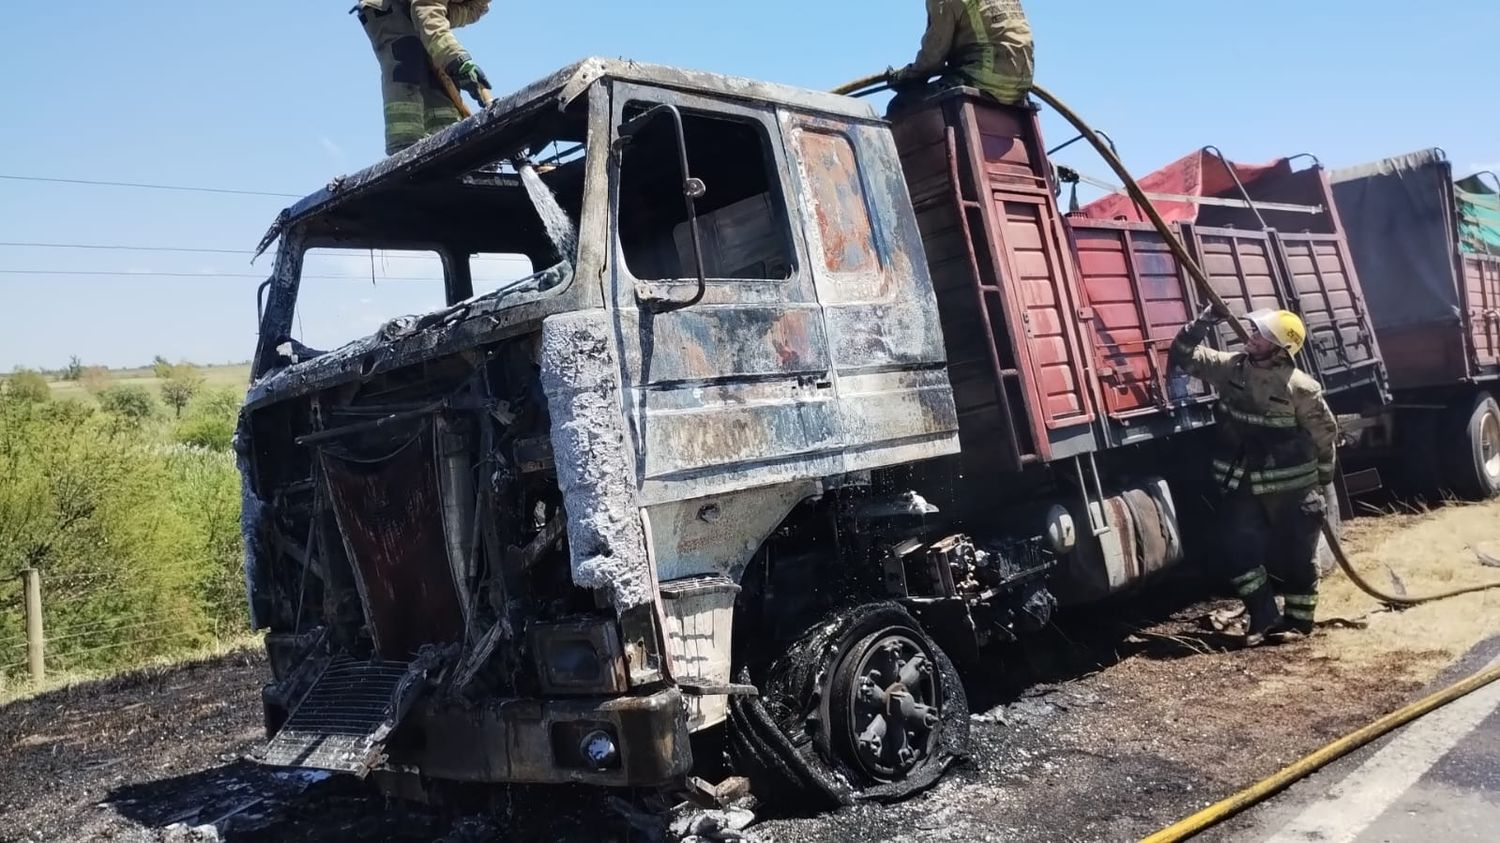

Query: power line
left=0, top=241, right=524, bottom=262
left=0, top=242, right=251, bottom=256
left=0, top=174, right=300, bottom=199
left=0, top=270, right=439, bottom=281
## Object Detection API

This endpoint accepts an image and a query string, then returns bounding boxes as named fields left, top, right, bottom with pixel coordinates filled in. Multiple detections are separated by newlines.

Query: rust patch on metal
left=321, top=424, right=465, bottom=659
left=799, top=130, right=880, bottom=275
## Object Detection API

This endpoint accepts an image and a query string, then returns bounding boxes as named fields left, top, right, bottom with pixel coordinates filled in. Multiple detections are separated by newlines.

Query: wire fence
left=1, top=574, right=246, bottom=686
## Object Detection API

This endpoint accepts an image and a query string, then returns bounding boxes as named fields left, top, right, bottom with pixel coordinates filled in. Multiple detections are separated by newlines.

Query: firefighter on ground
left=1170, top=306, right=1340, bottom=646
left=888, top=0, right=1035, bottom=108
left=354, top=0, right=493, bottom=156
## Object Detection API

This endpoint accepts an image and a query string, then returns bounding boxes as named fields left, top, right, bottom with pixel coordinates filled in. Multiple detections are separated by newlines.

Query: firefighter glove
left=446, top=55, right=491, bottom=101
left=1195, top=304, right=1226, bottom=325
left=889, top=64, right=919, bottom=84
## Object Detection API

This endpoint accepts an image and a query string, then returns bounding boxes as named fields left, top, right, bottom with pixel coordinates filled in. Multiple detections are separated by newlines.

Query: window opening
left=618, top=105, right=794, bottom=281
left=292, top=248, right=446, bottom=353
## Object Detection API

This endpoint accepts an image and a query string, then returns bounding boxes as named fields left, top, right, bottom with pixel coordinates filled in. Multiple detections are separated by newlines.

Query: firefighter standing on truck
left=355, top=0, right=493, bottom=156
left=1170, top=306, right=1340, bottom=646
left=889, top=0, right=1035, bottom=107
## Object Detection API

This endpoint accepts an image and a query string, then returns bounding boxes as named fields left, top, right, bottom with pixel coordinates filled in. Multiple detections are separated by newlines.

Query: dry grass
left=1313, top=498, right=1500, bottom=683
left=45, top=364, right=250, bottom=404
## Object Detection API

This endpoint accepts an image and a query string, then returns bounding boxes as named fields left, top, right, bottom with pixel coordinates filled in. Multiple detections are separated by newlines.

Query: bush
left=175, top=415, right=236, bottom=451
left=0, top=399, right=244, bottom=676
left=3, top=369, right=50, bottom=403
left=173, top=388, right=242, bottom=451
left=79, top=366, right=111, bottom=395
left=99, top=385, right=159, bottom=426
left=161, top=365, right=205, bottom=419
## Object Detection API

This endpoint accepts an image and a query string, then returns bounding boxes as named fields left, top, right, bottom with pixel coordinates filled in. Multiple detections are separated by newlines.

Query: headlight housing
left=530, top=618, right=630, bottom=695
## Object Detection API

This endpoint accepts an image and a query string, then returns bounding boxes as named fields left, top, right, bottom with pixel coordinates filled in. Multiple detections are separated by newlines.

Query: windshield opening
left=264, top=101, right=592, bottom=369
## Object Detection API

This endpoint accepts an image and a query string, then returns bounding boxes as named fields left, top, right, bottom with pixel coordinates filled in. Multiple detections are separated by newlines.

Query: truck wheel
left=728, top=603, right=968, bottom=809
left=827, top=623, right=948, bottom=785
left=1442, top=394, right=1500, bottom=500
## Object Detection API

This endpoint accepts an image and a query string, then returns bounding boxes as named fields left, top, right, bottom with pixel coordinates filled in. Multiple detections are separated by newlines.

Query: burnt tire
left=728, top=603, right=968, bottom=810
left=1441, top=393, right=1500, bottom=500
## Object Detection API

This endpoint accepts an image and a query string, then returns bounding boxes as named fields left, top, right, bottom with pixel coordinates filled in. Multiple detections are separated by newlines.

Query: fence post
left=21, top=568, right=43, bottom=684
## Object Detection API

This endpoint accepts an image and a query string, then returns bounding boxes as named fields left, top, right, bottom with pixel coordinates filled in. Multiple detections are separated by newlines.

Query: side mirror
left=613, top=104, right=708, bottom=313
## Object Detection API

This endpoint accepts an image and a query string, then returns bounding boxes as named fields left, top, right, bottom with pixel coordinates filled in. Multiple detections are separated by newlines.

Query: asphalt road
left=1216, top=638, right=1500, bottom=843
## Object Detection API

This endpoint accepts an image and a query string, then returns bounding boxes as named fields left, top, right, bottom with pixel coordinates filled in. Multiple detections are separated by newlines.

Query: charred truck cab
left=242, top=59, right=973, bottom=799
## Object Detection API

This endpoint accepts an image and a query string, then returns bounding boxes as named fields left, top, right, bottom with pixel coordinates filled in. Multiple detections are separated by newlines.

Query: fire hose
left=832, top=72, right=1500, bottom=609
left=1030, top=82, right=1500, bottom=838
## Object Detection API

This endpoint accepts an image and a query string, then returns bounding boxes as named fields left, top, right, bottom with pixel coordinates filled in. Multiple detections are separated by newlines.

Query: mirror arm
left=615, top=104, right=709, bottom=313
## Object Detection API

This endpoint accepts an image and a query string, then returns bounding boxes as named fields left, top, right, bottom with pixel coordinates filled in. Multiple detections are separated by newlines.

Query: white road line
left=1264, top=657, right=1500, bottom=843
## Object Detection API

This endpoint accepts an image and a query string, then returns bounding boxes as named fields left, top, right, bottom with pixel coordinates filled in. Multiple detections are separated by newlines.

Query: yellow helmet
left=1246, top=309, right=1307, bottom=356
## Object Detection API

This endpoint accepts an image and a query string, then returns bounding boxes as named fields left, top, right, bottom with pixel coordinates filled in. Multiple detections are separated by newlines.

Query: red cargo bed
left=1080, top=149, right=1389, bottom=410
left=893, top=90, right=1100, bottom=472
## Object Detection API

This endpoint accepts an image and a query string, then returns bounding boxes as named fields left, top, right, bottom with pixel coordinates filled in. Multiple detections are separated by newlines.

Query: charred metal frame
left=242, top=59, right=962, bottom=790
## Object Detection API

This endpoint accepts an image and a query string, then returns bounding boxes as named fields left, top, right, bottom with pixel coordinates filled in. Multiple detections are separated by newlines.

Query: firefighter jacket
left=909, top=0, right=1034, bottom=104
left=1170, top=319, right=1339, bottom=496
left=358, top=0, right=491, bottom=71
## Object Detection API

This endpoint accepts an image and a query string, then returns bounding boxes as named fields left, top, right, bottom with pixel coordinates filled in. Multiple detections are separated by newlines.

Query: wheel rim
left=843, top=632, right=941, bottom=781
left=1482, top=408, right=1500, bottom=483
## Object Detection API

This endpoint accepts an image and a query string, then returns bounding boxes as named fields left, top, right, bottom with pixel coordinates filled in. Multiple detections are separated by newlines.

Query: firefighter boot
left=1270, top=593, right=1318, bottom=642
left=1231, top=567, right=1281, bottom=647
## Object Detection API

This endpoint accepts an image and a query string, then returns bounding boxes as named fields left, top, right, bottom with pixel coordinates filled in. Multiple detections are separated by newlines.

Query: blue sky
left=3, top=0, right=1497, bottom=370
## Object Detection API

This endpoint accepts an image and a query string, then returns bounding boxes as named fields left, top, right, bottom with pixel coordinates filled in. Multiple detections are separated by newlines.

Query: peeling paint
left=538, top=311, right=653, bottom=609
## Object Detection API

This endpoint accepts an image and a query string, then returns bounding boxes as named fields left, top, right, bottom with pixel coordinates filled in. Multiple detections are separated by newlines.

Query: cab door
left=605, top=82, right=836, bottom=503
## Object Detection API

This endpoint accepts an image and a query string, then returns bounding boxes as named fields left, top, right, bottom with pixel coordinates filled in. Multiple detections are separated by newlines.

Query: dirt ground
left=2, top=499, right=1499, bottom=842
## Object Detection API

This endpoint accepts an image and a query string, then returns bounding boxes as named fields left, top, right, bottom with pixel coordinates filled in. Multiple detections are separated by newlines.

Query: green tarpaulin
left=1456, top=174, right=1500, bottom=255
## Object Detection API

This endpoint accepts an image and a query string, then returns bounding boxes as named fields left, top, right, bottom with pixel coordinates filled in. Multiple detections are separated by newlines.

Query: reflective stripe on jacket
left=910, top=0, right=1034, bottom=104
left=1170, top=322, right=1339, bottom=496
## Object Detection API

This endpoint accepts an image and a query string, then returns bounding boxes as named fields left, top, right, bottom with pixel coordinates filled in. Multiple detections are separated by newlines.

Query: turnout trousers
left=1221, top=486, right=1325, bottom=628
left=358, top=2, right=462, bottom=155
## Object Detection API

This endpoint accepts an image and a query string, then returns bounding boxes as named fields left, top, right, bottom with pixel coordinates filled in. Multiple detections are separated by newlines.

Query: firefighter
left=1170, top=306, right=1340, bottom=645
left=355, top=0, right=493, bottom=156
left=888, top=0, right=1035, bottom=107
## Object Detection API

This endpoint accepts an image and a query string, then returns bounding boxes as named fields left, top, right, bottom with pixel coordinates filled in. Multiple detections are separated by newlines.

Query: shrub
left=99, top=385, right=159, bottom=427
left=3, top=369, right=50, bottom=403
left=161, top=366, right=205, bottom=419
left=173, top=388, right=242, bottom=451
left=79, top=366, right=112, bottom=395
left=175, top=415, right=236, bottom=451
left=0, top=399, right=244, bottom=678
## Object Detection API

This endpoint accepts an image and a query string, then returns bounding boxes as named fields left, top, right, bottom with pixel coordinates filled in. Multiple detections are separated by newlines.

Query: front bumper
left=389, top=687, right=693, bottom=786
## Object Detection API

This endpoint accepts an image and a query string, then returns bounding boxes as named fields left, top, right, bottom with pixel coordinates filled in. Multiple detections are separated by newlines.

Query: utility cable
left=0, top=241, right=519, bottom=262
left=0, top=270, right=440, bottom=281
left=0, top=173, right=299, bottom=199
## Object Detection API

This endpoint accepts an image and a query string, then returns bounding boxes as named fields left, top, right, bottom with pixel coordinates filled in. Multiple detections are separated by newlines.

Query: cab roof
left=256, top=57, right=878, bottom=255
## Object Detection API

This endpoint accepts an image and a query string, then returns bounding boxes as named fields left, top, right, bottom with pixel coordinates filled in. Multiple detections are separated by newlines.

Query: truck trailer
left=1328, top=151, right=1500, bottom=499
left=236, top=59, right=1458, bottom=806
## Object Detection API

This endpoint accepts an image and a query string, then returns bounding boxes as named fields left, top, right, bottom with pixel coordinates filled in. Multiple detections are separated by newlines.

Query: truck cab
left=241, top=59, right=967, bottom=796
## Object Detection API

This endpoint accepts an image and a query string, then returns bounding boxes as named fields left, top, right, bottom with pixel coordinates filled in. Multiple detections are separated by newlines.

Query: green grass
left=45, top=364, right=250, bottom=404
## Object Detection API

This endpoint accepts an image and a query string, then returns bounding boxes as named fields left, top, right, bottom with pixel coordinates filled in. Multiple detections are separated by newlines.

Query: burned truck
left=239, top=59, right=1366, bottom=804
